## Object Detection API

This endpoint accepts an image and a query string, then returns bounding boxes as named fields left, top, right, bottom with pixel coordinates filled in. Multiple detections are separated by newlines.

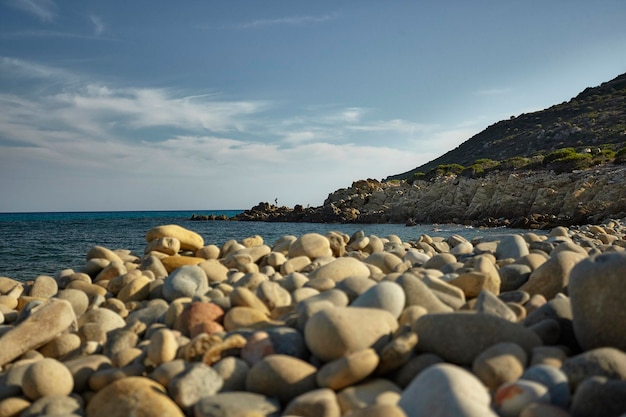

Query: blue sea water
left=0, top=210, right=523, bottom=282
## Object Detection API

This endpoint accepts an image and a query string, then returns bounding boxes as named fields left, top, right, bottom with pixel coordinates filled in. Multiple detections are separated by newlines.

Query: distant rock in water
left=190, top=214, right=230, bottom=221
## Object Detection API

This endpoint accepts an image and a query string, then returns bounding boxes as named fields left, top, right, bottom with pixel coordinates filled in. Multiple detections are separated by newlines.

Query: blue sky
left=1, top=0, right=625, bottom=212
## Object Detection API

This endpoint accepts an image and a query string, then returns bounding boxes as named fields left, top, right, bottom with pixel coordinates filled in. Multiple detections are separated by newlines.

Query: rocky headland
left=228, top=165, right=626, bottom=229
left=226, top=72, right=626, bottom=229
left=1, top=221, right=626, bottom=416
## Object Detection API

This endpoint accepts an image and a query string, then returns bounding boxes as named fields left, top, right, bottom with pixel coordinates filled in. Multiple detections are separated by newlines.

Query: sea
left=0, top=210, right=529, bottom=282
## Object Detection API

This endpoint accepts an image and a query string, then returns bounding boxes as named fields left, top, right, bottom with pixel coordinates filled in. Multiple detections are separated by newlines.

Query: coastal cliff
left=230, top=165, right=626, bottom=228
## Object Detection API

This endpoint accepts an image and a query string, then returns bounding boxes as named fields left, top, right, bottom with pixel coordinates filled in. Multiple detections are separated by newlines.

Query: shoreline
left=0, top=220, right=625, bottom=416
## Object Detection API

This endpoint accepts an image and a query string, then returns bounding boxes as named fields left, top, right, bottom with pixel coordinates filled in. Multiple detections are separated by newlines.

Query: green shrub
left=550, top=153, right=593, bottom=173
left=433, top=164, right=464, bottom=175
left=543, top=148, right=577, bottom=165
left=408, top=172, right=426, bottom=184
left=499, top=156, right=531, bottom=170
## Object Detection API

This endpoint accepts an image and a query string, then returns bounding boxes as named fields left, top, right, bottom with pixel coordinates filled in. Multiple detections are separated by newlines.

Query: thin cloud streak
left=230, top=12, right=339, bottom=29
left=6, top=0, right=56, bottom=22
left=89, top=14, right=105, bottom=36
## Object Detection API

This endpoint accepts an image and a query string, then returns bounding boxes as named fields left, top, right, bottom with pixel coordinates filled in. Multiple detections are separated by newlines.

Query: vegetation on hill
left=406, top=144, right=624, bottom=183
left=389, top=72, right=626, bottom=181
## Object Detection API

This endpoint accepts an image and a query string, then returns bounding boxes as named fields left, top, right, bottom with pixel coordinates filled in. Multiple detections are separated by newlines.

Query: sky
left=1, top=1, right=625, bottom=212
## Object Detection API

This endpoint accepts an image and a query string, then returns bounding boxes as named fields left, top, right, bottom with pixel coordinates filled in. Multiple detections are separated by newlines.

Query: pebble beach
left=0, top=221, right=625, bottom=417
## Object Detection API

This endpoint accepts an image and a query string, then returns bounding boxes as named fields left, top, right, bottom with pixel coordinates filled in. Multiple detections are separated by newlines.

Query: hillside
left=389, top=72, right=626, bottom=180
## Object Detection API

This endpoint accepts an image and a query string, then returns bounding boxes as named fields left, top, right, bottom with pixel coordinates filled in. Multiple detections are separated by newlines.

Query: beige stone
left=305, top=307, right=398, bottom=362
left=22, top=358, right=74, bottom=400
left=0, top=397, right=31, bottom=417
left=288, top=233, right=333, bottom=260
left=117, top=275, right=152, bottom=303
left=246, top=354, right=318, bottom=404
left=198, top=259, right=229, bottom=283
left=308, top=257, right=371, bottom=282
left=147, top=328, right=179, bottom=366
left=161, top=255, right=206, bottom=273
left=317, top=348, right=380, bottom=390
left=86, top=376, right=185, bottom=417
left=337, top=379, right=402, bottom=414
left=144, top=237, right=181, bottom=255
left=0, top=299, right=76, bottom=366
left=86, top=245, right=123, bottom=263
left=146, top=224, right=204, bottom=252
left=223, top=307, right=269, bottom=331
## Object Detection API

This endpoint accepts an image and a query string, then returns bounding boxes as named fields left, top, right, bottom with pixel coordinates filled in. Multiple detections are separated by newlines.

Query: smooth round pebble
left=22, top=358, right=74, bottom=400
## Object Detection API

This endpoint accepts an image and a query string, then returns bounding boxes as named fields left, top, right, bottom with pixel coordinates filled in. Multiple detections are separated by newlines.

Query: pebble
left=223, top=306, right=270, bottom=331
left=494, top=379, right=551, bottom=417
left=86, top=376, right=184, bottom=417
left=413, top=312, right=542, bottom=365
left=316, top=348, right=379, bottom=390
left=398, top=363, right=498, bottom=417
left=198, top=259, right=229, bottom=283
left=194, top=392, right=280, bottom=417
left=22, top=358, right=74, bottom=400
left=499, top=264, right=532, bottom=292
left=29, top=275, right=58, bottom=298
left=304, top=307, right=398, bottom=362
left=448, top=271, right=500, bottom=298
left=246, top=354, right=317, bottom=404
left=78, top=307, right=126, bottom=334
left=212, top=356, right=249, bottom=391
left=86, top=245, right=123, bottom=263
left=56, top=288, right=89, bottom=317
left=146, top=224, right=204, bottom=252
left=569, top=376, right=626, bottom=417
left=472, top=342, right=527, bottom=390
left=145, top=236, right=181, bottom=255
left=396, top=273, right=453, bottom=313
left=561, top=347, right=626, bottom=390
left=38, top=333, right=82, bottom=359
left=161, top=255, right=206, bottom=273
left=337, top=378, right=402, bottom=414
left=147, top=328, right=178, bottom=365
left=283, top=388, right=341, bottom=417
left=0, top=397, right=30, bottom=417
left=187, top=301, right=225, bottom=337
left=21, top=394, right=84, bottom=417
left=569, top=252, right=626, bottom=351
left=351, top=281, right=406, bottom=318
left=363, top=252, right=404, bottom=274
left=519, top=250, right=586, bottom=299
left=0, top=299, right=76, bottom=366
left=308, top=257, right=371, bottom=282
left=3, top=222, right=626, bottom=417
left=343, top=404, right=408, bottom=417
left=474, top=289, right=517, bottom=321
left=162, top=265, right=209, bottom=302
left=168, top=362, right=223, bottom=411
left=496, top=234, right=530, bottom=259
left=288, top=233, right=333, bottom=260
left=521, top=364, right=570, bottom=408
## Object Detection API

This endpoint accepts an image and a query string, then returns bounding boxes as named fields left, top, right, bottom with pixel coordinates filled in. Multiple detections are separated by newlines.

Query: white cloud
left=6, top=0, right=56, bottom=22
left=347, top=119, right=435, bottom=135
left=231, top=12, right=339, bottom=29
left=0, top=57, right=470, bottom=210
left=89, top=14, right=105, bottom=36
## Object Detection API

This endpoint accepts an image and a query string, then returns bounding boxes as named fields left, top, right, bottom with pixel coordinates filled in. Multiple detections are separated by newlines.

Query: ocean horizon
left=0, top=210, right=532, bottom=282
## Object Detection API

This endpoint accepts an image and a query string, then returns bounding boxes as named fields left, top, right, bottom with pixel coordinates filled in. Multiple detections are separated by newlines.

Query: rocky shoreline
left=0, top=221, right=625, bottom=416
left=205, top=166, right=626, bottom=230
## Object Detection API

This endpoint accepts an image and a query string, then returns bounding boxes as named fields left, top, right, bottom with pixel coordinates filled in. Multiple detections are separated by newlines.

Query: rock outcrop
left=230, top=165, right=626, bottom=228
